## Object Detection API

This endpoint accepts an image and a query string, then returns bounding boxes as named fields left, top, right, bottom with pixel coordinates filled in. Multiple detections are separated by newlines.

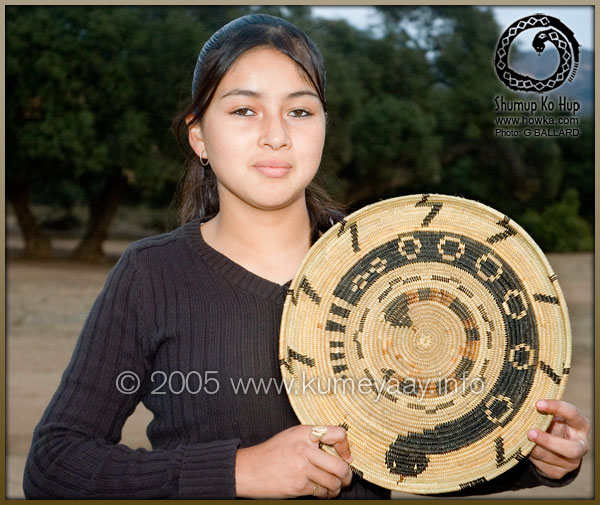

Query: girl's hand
left=235, top=425, right=353, bottom=498
left=527, top=400, right=590, bottom=479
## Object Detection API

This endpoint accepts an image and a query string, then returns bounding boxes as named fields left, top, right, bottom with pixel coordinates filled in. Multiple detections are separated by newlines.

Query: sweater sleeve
left=436, top=458, right=581, bottom=497
left=22, top=246, right=242, bottom=499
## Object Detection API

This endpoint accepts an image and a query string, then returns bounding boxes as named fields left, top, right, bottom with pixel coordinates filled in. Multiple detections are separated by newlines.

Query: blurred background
left=5, top=5, right=594, bottom=499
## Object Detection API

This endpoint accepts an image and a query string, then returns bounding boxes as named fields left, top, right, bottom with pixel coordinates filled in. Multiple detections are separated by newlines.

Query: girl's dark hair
left=173, top=13, right=344, bottom=243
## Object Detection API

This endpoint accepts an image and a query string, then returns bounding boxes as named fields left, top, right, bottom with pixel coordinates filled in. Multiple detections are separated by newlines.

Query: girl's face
left=188, top=47, right=326, bottom=213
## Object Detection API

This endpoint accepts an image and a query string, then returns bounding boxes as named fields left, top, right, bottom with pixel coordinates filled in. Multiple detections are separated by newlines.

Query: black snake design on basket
left=494, top=14, right=580, bottom=93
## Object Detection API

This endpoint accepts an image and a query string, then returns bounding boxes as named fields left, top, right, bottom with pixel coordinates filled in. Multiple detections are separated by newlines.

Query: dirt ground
left=5, top=239, right=594, bottom=499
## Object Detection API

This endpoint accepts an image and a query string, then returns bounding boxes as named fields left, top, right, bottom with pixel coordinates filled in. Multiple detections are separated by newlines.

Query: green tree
left=519, top=188, right=593, bottom=252
left=6, top=6, right=255, bottom=260
left=7, top=6, right=591, bottom=256
left=556, top=118, right=594, bottom=225
left=303, top=14, right=440, bottom=206
left=374, top=5, right=587, bottom=243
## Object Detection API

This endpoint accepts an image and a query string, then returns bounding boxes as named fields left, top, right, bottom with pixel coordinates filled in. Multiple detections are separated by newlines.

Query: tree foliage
left=6, top=6, right=254, bottom=259
left=6, top=6, right=593, bottom=258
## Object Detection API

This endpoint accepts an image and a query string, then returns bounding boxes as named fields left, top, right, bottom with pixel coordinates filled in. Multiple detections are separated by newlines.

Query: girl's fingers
left=307, top=482, right=329, bottom=499
left=528, top=429, right=587, bottom=460
left=308, top=447, right=353, bottom=487
left=309, top=425, right=353, bottom=463
left=309, top=425, right=346, bottom=443
left=331, top=437, right=352, bottom=464
left=536, top=400, right=590, bottom=432
left=529, top=456, right=574, bottom=480
left=529, top=444, right=580, bottom=469
left=306, top=466, right=343, bottom=497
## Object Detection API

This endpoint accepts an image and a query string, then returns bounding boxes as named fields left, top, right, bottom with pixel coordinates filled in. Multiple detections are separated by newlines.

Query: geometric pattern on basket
left=280, top=194, right=571, bottom=493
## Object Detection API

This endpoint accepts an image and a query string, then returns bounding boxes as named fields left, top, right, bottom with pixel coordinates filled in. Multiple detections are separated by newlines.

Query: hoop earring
left=200, top=157, right=209, bottom=167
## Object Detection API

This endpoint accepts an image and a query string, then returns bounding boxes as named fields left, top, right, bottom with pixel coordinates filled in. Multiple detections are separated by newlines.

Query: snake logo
left=494, top=14, right=580, bottom=93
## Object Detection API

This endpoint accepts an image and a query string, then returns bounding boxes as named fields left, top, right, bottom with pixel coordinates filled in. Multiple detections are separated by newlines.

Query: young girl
left=23, top=14, right=588, bottom=499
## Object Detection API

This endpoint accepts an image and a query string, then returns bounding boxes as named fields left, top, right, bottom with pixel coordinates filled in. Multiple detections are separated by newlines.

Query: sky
left=311, top=6, right=594, bottom=50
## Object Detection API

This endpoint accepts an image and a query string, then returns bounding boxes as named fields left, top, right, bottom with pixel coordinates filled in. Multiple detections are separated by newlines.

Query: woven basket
left=279, top=194, right=571, bottom=494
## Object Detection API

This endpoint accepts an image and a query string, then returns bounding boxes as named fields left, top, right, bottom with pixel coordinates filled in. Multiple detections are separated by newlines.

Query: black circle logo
left=494, top=14, right=580, bottom=93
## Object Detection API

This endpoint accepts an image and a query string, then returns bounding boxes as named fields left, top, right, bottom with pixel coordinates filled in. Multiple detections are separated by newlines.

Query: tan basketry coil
left=279, top=194, right=571, bottom=494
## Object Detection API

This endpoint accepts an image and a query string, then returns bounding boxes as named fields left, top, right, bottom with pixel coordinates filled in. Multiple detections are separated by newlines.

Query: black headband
left=192, top=14, right=292, bottom=96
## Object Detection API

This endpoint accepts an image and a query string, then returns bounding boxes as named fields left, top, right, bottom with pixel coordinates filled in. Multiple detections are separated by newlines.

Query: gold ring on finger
left=311, top=426, right=327, bottom=449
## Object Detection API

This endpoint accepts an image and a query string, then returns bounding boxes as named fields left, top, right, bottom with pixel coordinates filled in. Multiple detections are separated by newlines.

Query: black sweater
left=23, top=220, right=578, bottom=499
